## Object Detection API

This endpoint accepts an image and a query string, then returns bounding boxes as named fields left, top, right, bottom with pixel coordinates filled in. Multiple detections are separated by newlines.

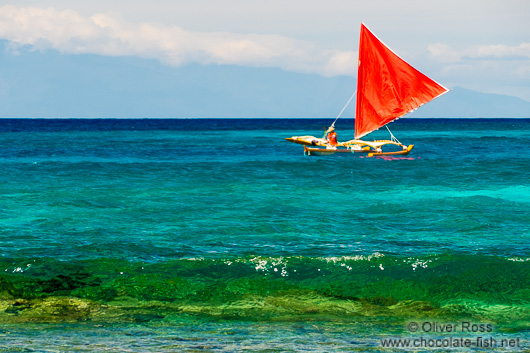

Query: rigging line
left=385, top=125, right=401, bottom=144
left=330, top=89, right=357, bottom=128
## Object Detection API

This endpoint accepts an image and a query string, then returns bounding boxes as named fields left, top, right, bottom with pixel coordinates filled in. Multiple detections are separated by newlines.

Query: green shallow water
left=0, top=118, right=529, bottom=351
left=1, top=254, right=529, bottom=328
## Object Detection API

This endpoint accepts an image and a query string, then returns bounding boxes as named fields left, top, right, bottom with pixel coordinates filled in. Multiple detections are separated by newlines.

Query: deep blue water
left=0, top=118, right=529, bottom=352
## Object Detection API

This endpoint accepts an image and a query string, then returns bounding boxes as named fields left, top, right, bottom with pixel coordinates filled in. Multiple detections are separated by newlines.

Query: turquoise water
left=0, top=118, right=529, bottom=351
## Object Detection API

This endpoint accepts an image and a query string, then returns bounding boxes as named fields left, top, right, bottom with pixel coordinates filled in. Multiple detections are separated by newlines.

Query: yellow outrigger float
left=285, top=23, right=448, bottom=157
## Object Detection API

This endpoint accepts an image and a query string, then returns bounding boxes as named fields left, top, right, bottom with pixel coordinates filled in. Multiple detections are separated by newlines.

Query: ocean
left=0, top=118, right=529, bottom=352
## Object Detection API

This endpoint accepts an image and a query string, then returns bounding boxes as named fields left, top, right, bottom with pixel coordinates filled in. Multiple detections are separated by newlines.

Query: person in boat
left=325, top=126, right=338, bottom=147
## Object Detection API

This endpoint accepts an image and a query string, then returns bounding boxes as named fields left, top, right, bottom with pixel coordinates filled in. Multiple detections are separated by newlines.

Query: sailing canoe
left=286, top=23, right=449, bottom=157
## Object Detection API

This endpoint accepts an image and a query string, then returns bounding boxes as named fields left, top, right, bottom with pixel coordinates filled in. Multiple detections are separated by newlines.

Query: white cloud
left=429, top=42, right=530, bottom=62
left=427, top=43, right=461, bottom=63
left=428, top=42, right=530, bottom=81
left=474, top=43, right=530, bottom=59
left=323, top=50, right=357, bottom=77
left=0, top=5, right=356, bottom=76
left=426, top=41, right=530, bottom=100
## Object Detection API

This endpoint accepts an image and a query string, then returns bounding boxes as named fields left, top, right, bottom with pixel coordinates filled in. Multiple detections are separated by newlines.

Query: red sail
left=355, top=23, right=448, bottom=139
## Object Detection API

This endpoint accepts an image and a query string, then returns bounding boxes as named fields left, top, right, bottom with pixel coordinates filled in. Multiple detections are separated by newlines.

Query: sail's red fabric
left=355, top=23, right=448, bottom=139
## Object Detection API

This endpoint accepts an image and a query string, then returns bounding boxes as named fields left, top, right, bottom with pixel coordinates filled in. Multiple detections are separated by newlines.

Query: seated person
left=325, top=126, right=337, bottom=147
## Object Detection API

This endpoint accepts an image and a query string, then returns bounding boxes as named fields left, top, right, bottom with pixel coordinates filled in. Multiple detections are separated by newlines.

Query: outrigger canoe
left=286, top=136, right=413, bottom=156
left=285, top=23, right=448, bottom=157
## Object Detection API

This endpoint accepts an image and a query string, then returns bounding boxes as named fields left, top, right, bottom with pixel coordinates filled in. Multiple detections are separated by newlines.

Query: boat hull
left=303, top=144, right=414, bottom=157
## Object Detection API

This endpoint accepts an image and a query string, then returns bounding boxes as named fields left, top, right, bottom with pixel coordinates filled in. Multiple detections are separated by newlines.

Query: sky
left=0, top=0, right=529, bottom=117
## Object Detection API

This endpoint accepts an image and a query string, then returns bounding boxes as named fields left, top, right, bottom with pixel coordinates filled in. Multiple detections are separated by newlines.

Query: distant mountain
left=408, top=86, right=530, bottom=118
left=0, top=42, right=528, bottom=118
